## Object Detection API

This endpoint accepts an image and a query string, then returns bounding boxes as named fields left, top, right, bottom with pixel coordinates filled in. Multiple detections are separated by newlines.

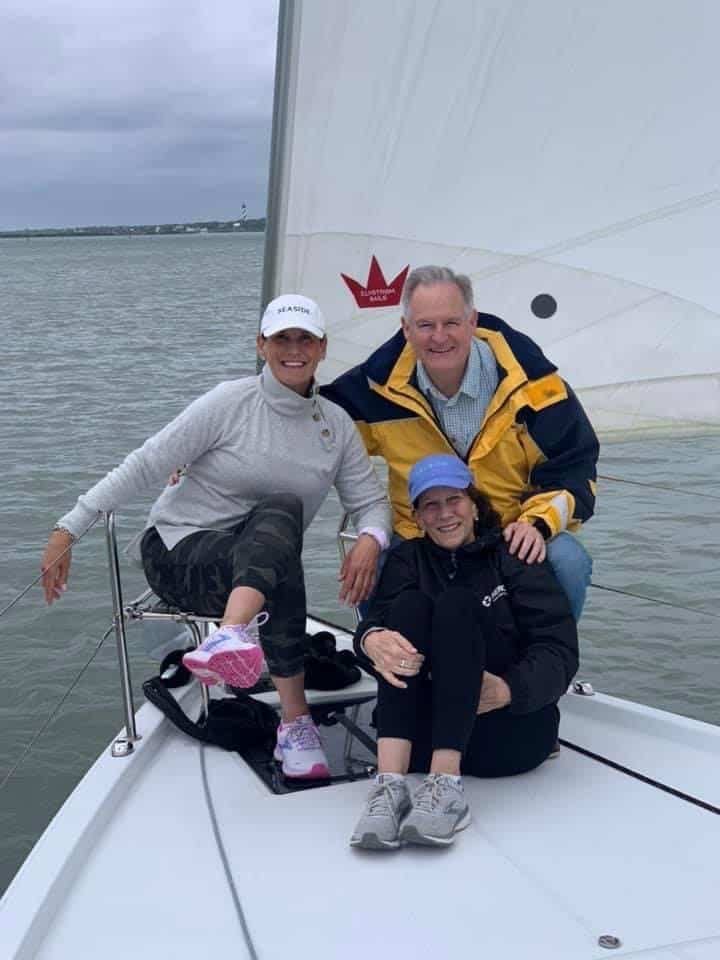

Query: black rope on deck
left=199, top=745, right=260, bottom=959
left=559, top=739, right=720, bottom=815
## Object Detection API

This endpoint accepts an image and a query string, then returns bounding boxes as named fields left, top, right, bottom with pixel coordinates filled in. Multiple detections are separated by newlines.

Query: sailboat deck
left=2, top=621, right=719, bottom=959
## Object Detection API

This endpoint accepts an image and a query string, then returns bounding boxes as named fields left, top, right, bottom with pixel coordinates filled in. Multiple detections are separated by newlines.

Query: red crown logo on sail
left=341, top=256, right=410, bottom=308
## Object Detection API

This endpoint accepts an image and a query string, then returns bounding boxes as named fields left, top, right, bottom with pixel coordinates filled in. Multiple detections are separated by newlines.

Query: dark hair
left=467, top=484, right=501, bottom=532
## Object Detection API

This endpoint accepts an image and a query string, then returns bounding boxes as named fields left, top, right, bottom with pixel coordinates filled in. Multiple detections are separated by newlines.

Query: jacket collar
left=423, top=526, right=504, bottom=570
left=260, top=363, right=318, bottom=417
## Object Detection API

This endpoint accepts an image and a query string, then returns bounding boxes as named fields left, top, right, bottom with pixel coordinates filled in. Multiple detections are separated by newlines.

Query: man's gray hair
left=401, top=266, right=475, bottom=318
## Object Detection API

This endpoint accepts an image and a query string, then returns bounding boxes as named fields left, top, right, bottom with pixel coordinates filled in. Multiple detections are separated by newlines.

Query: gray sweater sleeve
left=333, top=417, right=391, bottom=537
left=57, top=384, right=229, bottom=536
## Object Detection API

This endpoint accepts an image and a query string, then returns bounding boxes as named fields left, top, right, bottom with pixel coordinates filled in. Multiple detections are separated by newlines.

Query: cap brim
left=261, top=318, right=325, bottom=339
left=411, top=477, right=471, bottom=503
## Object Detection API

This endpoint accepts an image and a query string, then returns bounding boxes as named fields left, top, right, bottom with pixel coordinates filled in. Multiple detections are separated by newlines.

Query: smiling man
left=322, top=266, right=599, bottom=620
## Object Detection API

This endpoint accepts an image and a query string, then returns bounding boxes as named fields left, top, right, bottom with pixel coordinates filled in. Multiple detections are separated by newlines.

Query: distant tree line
left=0, top=218, right=266, bottom=239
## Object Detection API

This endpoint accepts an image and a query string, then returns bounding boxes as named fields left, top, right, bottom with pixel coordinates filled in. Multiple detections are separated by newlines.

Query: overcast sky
left=1, top=0, right=279, bottom=229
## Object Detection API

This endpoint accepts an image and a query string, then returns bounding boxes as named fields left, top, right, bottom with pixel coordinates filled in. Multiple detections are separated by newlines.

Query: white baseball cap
left=260, top=294, right=326, bottom=339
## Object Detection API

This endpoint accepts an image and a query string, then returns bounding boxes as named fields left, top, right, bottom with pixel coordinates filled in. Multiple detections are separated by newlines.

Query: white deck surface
left=2, top=621, right=719, bottom=959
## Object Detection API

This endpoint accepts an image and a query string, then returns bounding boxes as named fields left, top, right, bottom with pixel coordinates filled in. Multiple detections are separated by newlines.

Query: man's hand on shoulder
left=338, top=534, right=381, bottom=607
left=503, top=520, right=546, bottom=564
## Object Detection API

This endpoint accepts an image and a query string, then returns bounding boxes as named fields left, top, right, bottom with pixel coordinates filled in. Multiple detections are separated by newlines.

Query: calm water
left=1, top=233, right=718, bottom=894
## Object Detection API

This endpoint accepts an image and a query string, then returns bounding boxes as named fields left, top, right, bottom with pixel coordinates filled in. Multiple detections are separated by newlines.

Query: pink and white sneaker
left=274, top=714, right=330, bottom=779
left=182, top=613, right=268, bottom=688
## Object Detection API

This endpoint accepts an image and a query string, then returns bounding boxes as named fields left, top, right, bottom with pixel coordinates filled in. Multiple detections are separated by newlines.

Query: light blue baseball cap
left=408, top=454, right=473, bottom=504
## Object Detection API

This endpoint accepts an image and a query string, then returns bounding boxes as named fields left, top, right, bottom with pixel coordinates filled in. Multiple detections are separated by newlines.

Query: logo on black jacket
left=482, top=585, right=508, bottom=608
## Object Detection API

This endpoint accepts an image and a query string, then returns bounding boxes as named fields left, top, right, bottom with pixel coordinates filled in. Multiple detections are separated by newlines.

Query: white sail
left=264, top=0, right=720, bottom=434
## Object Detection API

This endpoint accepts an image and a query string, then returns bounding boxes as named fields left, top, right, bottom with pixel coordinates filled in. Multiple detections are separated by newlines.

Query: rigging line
left=472, top=186, right=720, bottom=281
left=598, top=474, right=720, bottom=502
left=199, top=745, right=259, bottom=960
left=590, top=582, right=718, bottom=619
left=0, top=516, right=100, bottom=621
left=0, top=625, right=113, bottom=794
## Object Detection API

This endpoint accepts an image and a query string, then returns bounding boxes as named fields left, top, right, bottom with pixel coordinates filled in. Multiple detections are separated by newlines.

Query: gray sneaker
left=399, top=773, right=471, bottom=846
left=350, top=775, right=412, bottom=851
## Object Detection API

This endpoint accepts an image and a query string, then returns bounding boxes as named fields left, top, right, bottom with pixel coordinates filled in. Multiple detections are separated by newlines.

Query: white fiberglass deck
left=2, top=620, right=719, bottom=960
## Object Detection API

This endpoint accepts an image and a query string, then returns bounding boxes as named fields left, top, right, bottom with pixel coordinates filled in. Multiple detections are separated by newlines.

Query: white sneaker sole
left=400, top=808, right=471, bottom=846
left=349, top=832, right=400, bottom=851
left=183, top=644, right=264, bottom=688
left=273, top=746, right=330, bottom=780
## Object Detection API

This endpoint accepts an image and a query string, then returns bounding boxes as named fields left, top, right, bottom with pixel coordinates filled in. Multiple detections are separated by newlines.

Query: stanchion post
left=104, top=512, right=141, bottom=756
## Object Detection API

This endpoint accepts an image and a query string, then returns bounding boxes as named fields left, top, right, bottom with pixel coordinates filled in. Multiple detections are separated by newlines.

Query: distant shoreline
left=0, top=217, right=266, bottom=239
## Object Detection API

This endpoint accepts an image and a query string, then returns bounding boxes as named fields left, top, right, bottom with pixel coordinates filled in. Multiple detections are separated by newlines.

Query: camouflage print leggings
left=141, top=493, right=307, bottom=677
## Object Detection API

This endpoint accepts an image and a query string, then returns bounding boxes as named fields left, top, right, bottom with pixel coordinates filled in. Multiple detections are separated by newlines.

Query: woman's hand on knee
left=364, top=629, right=424, bottom=689
left=477, top=672, right=512, bottom=714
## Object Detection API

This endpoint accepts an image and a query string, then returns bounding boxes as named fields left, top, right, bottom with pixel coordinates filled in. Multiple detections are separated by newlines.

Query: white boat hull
left=2, top=618, right=718, bottom=959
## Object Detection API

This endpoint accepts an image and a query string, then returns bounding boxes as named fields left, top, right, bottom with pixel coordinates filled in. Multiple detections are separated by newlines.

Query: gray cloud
left=0, top=0, right=279, bottom=228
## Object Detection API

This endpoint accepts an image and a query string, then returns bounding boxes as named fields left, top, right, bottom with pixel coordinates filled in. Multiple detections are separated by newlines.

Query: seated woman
left=41, top=294, right=390, bottom=780
left=350, top=453, right=578, bottom=849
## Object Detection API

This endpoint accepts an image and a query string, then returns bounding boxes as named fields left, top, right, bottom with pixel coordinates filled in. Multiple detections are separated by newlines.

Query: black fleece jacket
left=354, top=530, right=579, bottom=715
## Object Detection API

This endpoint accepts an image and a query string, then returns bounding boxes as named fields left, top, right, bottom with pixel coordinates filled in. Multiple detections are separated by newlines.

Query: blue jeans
left=361, top=531, right=592, bottom=622
left=545, top=532, right=592, bottom=621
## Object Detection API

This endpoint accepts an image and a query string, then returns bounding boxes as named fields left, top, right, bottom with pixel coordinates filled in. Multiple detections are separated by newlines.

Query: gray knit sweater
left=58, top=365, right=390, bottom=549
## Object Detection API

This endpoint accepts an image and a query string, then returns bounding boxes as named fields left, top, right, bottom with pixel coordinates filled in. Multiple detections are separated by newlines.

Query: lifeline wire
left=588, top=472, right=720, bottom=616
left=598, top=474, right=720, bottom=502
left=589, top=582, right=718, bottom=619
left=0, top=517, right=100, bottom=622
left=0, top=626, right=113, bottom=793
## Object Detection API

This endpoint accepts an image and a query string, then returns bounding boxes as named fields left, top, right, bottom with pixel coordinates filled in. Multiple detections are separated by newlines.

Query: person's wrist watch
left=359, top=626, right=384, bottom=657
left=52, top=524, right=77, bottom=543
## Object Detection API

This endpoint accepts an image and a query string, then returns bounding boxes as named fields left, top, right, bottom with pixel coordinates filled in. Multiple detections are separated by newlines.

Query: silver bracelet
left=52, top=524, right=77, bottom=543
left=359, top=626, right=384, bottom=657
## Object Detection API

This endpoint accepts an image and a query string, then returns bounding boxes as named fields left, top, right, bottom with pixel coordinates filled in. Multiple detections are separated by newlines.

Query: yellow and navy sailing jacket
left=322, top=314, right=599, bottom=539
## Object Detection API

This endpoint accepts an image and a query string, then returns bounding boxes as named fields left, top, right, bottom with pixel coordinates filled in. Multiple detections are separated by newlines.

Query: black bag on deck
left=142, top=650, right=279, bottom=754
left=143, top=627, right=361, bottom=754
left=304, top=630, right=361, bottom=690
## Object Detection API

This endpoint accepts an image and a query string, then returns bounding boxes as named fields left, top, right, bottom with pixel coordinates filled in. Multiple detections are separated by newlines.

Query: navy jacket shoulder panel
left=476, top=312, right=557, bottom=380
left=320, top=363, right=416, bottom=424
left=521, top=383, right=598, bottom=454
left=360, top=327, right=407, bottom=385
left=520, top=381, right=599, bottom=521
